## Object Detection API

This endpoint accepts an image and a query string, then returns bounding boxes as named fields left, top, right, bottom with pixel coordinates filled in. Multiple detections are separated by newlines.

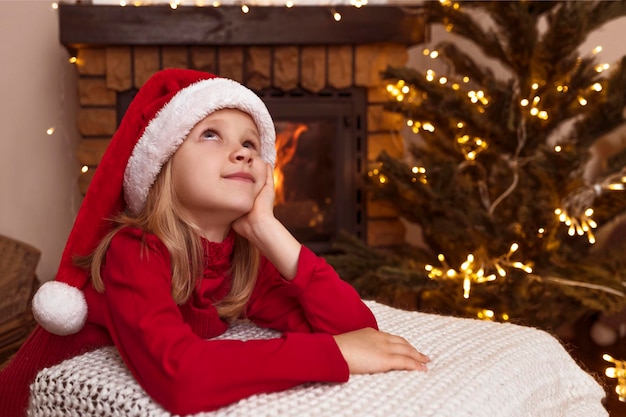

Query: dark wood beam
left=59, top=4, right=426, bottom=48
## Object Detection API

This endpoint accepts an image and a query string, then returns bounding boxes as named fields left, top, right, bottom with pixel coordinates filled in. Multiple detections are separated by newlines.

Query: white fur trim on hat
left=32, top=281, right=88, bottom=336
left=124, top=77, right=276, bottom=215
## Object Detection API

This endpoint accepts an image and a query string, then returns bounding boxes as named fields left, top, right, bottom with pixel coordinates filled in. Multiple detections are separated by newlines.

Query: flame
left=274, top=123, right=308, bottom=205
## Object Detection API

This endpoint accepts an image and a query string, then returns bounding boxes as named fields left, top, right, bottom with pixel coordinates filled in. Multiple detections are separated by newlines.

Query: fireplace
left=264, top=89, right=367, bottom=253
left=61, top=4, right=426, bottom=251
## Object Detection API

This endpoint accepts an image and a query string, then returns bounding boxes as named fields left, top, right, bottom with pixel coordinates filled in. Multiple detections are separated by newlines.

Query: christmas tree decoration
left=327, top=0, right=626, bottom=331
left=604, top=354, right=626, bottom=402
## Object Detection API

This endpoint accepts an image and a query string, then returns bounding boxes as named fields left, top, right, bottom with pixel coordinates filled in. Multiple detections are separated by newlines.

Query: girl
left=0, top=69, right=429, bottom=416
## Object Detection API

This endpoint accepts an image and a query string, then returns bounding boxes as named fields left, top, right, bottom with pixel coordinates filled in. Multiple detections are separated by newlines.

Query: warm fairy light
left=212, top=1, right=221, bottom=6
left=538, top=110, right=548, bottom=120
left=530, top=107, right=539, bottom=116
left=531, top=83, right=539, bottom=90
left=578, top=96, right=588, bottom=106
left=593, top=46, right=603, bottom=54
left=426, top=70, right=435, bottom=82
left=468, top=90, right=488, bottom=105
left=169, top=0, right=180, bottom=9
left=439, top=77, right=447, bottom=84
left=242, top=4, right=250, bottom=13
left=81, top=166, right=89, bottom=174
left=386, top=80, right=416, bottom=104
left=520, top=99, right=529, bottom=107
left=69, top=56, right=78, bottom=64
left=430, top=51, right=439, bottom=59
left=603, top=354, right=626, bottom=402
left=457, top=134, right=488, bottom=160
left=425, top=248, right=531, bottom=300
left=422, top=122, right=435, bottom=132
left=463, top=76, right=470, bottom=83
left=46, top=127, right=55, bottom=135
left=456, top=122, right=464, bottom=128
left=592, top=83, right=602, bottom=92
left=286, top=1, right=294, bottom=7
left=452, top=83, right=460, bottom=90
left=554, top=145, right=562, bottom=152
left=51, top=3, right=59, bottom=9
left=333, top=10, right=342, bottom=21
left=350, top=0, right=368, bottom=8
left=477, top=309, right=495, bottom=320
left=595, top=63, right=610, bottom=73
left=119, top=0, right=127, bottom=6
left=555, top=207, right=597, bottom=244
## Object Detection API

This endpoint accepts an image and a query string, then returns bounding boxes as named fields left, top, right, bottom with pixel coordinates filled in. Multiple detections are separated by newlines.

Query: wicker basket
left=0, top=234, right=40, bottom=367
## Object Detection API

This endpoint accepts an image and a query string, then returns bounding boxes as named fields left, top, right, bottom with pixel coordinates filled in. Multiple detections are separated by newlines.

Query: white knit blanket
left=28, top=301, right=608, bottom=417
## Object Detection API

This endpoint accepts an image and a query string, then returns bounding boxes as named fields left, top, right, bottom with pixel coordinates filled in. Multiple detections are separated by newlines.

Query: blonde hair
left=78, top=160, right=259, bottom=322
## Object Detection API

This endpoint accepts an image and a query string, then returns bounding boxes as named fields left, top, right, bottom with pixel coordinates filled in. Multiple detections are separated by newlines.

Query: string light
left=603, top=354, right=626, bottom=402
left=425, top=245, right=532, bottom=300
left=241, top=4, right=250, bottom=13
left=46, top=127, right=55, bottom=136
left=51, top=3, right=58, bottom=9
left=456, top=134, right=487, bottom=161
left=595, top=63, right=610, bottom=73
left=350, top=0, right=368, bottom=7
left=557, top=169, right=626, bottom=243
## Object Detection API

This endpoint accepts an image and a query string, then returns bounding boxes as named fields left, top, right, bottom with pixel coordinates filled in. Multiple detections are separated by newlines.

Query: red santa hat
left=32, top=68, right=276, bottom=336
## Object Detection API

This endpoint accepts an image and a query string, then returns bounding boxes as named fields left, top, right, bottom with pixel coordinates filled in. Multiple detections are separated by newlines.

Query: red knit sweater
left=0, top=228, right=377, bottom=416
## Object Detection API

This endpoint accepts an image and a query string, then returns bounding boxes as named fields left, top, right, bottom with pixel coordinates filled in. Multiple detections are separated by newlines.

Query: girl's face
left=171, top=108, right=267, bottom=239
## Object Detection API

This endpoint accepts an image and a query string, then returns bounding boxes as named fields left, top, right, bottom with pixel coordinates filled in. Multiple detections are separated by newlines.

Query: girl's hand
left=333, top=328, right=430, bottom=374
left=232, top=163, right=276, bottom=240
left=233, top=164, right=301, bottom=279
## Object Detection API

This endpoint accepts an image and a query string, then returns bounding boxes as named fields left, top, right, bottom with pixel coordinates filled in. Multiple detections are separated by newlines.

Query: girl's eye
left=202, top=130, right=219, bottom=141
left=243, top=140, right=259, bottom=150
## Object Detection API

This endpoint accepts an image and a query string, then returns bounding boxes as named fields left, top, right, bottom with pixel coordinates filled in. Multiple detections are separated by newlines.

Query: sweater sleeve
left=98, top=231, right=349, bottom=416
left=246, top=246, right=378, bottom=334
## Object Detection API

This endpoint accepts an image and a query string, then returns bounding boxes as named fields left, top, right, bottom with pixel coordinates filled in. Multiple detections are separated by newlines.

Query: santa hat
left=32, top=69, right=276, bottom=336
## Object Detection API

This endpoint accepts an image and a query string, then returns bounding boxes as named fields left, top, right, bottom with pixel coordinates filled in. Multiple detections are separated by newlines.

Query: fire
left=273, top=123, right=308, bottom=205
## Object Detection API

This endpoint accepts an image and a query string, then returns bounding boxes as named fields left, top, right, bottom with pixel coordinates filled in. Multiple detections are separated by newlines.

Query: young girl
left=0, top=69, right=429, bottom=416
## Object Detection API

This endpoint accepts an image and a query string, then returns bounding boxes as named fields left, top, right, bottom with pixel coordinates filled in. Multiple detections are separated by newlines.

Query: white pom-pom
left=32, top=281, right=88, bottom=336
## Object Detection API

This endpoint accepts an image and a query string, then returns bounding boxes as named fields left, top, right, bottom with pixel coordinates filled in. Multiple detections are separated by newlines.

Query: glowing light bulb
left=242, top=4, right=250, bottom=13
left=81, top=166, right=89, bottom=174
left=46, top=127, right=55, bottom=135
left=333, top=11, right=342, bottom=21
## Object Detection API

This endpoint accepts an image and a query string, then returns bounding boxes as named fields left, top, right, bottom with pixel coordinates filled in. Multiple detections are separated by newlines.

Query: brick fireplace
left=59, top=4, right=426, bottom=250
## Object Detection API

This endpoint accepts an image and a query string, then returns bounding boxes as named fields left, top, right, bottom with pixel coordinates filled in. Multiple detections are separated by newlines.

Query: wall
left=0, top=1, right=81, bottom=283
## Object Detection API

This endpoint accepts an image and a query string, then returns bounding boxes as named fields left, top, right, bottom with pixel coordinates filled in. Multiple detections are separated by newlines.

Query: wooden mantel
left=58, top=4, right=426, bottom=48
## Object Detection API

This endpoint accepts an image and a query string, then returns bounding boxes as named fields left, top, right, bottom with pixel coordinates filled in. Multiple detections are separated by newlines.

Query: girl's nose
left=232, top=145, right=253, bottom=163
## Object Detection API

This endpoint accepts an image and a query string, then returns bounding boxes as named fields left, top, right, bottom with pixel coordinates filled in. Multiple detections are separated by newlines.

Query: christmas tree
left=327, top=0, right=626, bottom=331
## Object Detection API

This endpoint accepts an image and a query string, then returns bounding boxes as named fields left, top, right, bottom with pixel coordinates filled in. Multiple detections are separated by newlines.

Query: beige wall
left=0, top=1, right=81, bottom=282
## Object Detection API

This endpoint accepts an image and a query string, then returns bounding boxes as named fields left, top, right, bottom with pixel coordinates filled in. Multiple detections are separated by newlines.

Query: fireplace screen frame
left=261, top=88, right=368, bottom=254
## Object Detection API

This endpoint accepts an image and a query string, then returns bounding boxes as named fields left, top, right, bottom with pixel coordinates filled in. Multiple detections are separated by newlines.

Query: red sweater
left=0, top=228, right=377, bottom=416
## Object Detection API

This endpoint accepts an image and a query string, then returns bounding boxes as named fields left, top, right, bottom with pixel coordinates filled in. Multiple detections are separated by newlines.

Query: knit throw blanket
left=28, top=301, right=608, bottom=417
